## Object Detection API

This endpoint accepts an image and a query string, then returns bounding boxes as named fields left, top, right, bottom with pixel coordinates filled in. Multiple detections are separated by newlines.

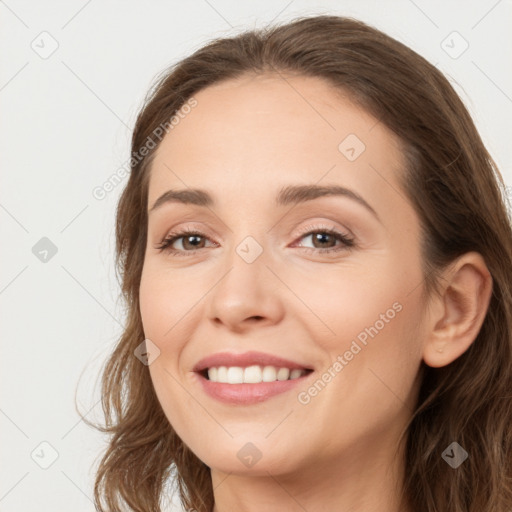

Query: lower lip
left=194, top=372, right=312, bottom=405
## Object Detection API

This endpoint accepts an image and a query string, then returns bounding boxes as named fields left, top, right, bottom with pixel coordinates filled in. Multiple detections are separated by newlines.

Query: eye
left=292, top=224, right=355, bottom=254
left=155, top=224, right=355, bottom=256
left=155, top=228, right=215, bottom=256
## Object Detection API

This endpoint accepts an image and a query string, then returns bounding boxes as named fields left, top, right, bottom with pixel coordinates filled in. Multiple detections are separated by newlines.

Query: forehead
left=147, top=73, right=409, bottom=223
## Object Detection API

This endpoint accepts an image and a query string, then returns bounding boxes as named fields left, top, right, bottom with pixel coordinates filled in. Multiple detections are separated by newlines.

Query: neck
left=210, top=427, right=410, bottom=512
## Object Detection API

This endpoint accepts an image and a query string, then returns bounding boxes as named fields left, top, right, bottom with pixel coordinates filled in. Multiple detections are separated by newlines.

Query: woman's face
left=140, top=73, right=428, bottom=479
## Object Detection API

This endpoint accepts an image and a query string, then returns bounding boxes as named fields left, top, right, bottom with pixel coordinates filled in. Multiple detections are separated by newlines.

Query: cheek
left=294, top=259, right=424, bottom=400
left=333, top=284, right=425, bottom=415
left=139, top=271, right=166, bottom=342
left=284, top=260, right=401, bottom=343
left=304, top=299, right=423, bottom=449
left=139, top=262, right=202, bottom=340
left=139, top=266, right=197, bottom=437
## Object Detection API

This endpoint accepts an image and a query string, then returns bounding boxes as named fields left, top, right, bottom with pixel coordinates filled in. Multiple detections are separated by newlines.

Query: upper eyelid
left=159, top=223, right=353, bottom=250
left=160, top=222, right=350, bottom=240
left=158, top=217, right=352, bottom=238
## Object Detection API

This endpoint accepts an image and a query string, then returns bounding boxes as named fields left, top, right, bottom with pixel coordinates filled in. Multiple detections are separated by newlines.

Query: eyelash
left=155, top=224, right=355, bottom=257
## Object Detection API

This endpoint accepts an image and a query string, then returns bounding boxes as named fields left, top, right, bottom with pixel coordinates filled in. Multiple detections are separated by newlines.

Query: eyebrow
left=149, top=184, right=380, bottom=222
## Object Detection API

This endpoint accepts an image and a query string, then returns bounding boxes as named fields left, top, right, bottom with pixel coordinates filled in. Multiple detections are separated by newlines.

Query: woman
left=86, top=14, right=512, bottom=512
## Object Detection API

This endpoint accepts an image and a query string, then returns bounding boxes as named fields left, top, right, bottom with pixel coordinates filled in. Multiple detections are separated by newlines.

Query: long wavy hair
left=82, top=14, right=512, bottom=512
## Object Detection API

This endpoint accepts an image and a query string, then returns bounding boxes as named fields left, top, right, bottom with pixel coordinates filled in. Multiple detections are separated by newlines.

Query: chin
left=183, top=433, right=304, bottom=476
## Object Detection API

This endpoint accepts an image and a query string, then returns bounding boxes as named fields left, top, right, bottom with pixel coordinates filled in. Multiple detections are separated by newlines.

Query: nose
left=206, top=247, right=286, bottom=333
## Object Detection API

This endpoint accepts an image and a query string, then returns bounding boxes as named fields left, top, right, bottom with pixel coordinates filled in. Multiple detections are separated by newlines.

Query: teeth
left=277, top=368, right=290, bottom=380
left=227, top=366, right=244, bottom=384
left=244, top=365, right=262, bottom=383
left=208, top=367, right=218, bottom=382
left=217, top=366, right=228, bottom=382
left=262, top=365, right=277, bottom=382
left=290, top=369, right=303, bottom=379
left=206, top=365, right=308, bottom=384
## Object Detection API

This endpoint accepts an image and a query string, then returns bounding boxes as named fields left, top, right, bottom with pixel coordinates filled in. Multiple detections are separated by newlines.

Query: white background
left=1, top=1, right=511, bottom=510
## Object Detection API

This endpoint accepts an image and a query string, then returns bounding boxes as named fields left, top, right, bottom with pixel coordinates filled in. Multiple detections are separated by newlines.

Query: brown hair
left=82, top=14, right=512, bottom=512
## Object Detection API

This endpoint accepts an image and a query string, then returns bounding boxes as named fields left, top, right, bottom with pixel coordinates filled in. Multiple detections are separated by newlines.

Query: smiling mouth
left=199, top=365, right=314, bottom=384
left=193, top=350, right=315, bottom=404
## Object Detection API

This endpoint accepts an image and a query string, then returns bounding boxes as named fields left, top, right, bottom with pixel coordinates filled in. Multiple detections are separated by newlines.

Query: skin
left=139, top=73, right=493, bottom=512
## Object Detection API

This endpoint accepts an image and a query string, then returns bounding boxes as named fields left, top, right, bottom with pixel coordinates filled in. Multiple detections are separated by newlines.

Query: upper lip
left=193, top=350, right=314, bottom=372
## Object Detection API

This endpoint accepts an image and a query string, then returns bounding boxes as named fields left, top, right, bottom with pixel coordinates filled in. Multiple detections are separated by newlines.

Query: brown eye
left=156, top=226, right=354, bottom=256
left=309, top=232, right=338, bottom=249
left=156, top=229, right=214, bottom=254
left=296, top=227, right=354, bottom=254
left=180, top=234, right=206, bottom=250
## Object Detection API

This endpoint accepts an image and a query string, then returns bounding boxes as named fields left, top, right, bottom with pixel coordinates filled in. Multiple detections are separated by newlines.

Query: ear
left=422, top=252, right=493, bottom=368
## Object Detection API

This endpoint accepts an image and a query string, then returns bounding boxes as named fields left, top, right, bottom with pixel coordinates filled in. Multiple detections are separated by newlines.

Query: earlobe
left=422, top=252, right=493, bottom=368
